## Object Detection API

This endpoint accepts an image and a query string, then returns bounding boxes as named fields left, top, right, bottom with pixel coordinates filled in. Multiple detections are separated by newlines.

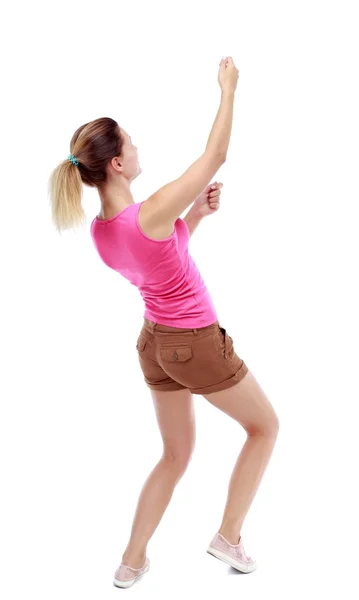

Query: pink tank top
left=90, top=201, right=218, bottom=328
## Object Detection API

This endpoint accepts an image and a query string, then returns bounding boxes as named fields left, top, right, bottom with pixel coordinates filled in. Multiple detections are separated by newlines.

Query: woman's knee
left=162, top=445, right=194, bottom=473
left=248, top=411, right=280, bottom=437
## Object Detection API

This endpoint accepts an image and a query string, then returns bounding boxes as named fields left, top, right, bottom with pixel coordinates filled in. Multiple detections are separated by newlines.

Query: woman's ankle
left=121, top=549, right=147, bottom=569
left=218, top=527, right=241, bottom=545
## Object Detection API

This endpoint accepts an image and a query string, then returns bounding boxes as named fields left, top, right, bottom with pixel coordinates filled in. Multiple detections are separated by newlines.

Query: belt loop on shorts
left=193, top=328, right=198, bottom=335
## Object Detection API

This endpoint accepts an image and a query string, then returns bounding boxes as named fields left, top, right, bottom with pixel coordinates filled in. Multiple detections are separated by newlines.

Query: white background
left=1, top=0, right=358, bottom=598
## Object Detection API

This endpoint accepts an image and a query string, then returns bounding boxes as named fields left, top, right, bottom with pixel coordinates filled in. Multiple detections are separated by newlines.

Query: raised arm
left=138, top=58, right=239, bottom=241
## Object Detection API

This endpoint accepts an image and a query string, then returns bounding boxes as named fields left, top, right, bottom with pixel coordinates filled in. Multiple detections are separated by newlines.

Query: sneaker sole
left=207, top=546, right=257, bottom=573
left=113, top=565, right=150, bottom=588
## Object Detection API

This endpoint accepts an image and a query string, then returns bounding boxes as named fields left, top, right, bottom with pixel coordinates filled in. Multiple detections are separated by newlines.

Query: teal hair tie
left=68, top=153, right=79, bottom=166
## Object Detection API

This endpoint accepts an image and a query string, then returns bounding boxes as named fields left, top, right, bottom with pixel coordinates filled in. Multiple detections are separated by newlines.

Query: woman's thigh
left=150, top=388, right=196, bottom=463
left=202, top=370, right=279, bottom=436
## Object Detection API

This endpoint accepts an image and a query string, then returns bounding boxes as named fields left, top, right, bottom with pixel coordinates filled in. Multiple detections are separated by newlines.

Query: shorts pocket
left=136, top=336, right=147, bottom=352
left=215, top=326, right=235, bottom=361
left=160, top=346, right=193, bottom=362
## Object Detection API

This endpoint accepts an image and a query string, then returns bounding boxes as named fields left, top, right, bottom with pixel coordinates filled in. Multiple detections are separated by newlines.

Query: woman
left=48, top=56, right=279, bottom=589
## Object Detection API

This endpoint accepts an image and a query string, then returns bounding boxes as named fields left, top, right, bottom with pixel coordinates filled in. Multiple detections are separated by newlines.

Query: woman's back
left=90, top=200, right=218, bottom=328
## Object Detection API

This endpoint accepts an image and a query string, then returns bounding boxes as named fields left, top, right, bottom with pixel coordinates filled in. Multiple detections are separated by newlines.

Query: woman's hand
left=193, top=181, right=223, bottom=218
left=218, top=56, right=239, bottom=94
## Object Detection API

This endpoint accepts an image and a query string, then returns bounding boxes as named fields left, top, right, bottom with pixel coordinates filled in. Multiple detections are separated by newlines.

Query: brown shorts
left=135, top=318, right=249, bottom=395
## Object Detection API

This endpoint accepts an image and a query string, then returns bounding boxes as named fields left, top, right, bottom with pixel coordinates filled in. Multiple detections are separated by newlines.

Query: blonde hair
left=48, top=117, right=125, bottom=234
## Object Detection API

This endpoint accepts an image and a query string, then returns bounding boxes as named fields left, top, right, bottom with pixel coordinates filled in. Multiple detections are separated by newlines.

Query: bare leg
left=121, top=456, right=188, bottom=567
left=121, top=388, right=195, bottom=567
left=203, top=370, right=279, bottom=544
